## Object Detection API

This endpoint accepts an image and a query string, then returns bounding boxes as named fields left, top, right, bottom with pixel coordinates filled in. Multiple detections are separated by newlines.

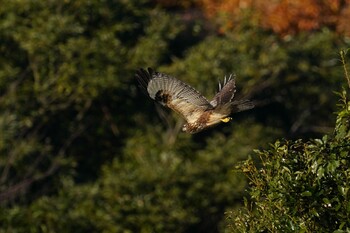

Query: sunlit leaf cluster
left=229, top=73, right=350, bottom=232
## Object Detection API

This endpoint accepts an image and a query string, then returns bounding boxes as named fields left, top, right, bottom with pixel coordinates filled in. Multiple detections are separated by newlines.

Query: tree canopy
left=0, top=0, right=349, bottom=232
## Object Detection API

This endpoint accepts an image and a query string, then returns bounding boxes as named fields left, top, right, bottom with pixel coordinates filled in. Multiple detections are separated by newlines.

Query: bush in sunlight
left=228, top=61, right=350, bottom=232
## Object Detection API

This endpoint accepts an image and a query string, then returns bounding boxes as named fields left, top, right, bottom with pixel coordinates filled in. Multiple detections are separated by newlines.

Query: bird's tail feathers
left=230, top=99, right=255, bottom=113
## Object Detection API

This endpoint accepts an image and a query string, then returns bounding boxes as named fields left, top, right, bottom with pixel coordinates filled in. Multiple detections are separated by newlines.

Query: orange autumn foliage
left=262, top=0, right=342, bottom=34
left=197, top=0, right=350, bottom=36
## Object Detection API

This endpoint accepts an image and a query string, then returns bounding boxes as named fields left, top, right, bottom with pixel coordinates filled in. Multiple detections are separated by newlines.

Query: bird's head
left=182, top=123, right=204, bottom=134
left=182, top=123, right=190, bottom=133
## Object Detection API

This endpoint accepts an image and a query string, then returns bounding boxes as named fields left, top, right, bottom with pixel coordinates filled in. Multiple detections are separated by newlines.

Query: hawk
left=135, top=68, right=254, bottom=134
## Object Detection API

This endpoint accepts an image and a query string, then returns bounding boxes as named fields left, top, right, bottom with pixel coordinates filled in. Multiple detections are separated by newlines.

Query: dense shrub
left=228, top=57, right=350, bottom=232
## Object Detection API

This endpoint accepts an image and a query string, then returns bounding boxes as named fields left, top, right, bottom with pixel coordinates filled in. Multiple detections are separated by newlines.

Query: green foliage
left=1, top=121, right=276, bottom=233
left=165, top=28, right=345, bottom=137
left=228, top=73, right=350, bottom=232
left=1, top=0, right=350, bottom=232
left=0, top=0, right=178, bottom=202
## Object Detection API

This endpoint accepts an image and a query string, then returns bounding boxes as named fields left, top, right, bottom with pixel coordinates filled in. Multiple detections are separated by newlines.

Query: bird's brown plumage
left=135, top=67, right=254, bottom=133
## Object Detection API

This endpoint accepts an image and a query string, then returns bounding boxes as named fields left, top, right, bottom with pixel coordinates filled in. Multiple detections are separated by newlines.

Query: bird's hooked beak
left=220, top=117, right=232, bottom=123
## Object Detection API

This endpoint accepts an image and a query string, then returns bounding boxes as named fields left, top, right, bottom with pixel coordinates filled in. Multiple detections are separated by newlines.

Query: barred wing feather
left=210, top=75, right=236, bottom=107
left=135, top=68, right=212, bottom=124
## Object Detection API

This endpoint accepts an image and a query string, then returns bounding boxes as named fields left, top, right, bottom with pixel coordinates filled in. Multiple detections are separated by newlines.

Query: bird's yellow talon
left=221, top=117, right=232, bottom=123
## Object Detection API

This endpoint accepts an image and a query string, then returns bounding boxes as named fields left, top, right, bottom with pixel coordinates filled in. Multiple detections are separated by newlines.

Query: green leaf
left=301, top=191, right=312, bottom=197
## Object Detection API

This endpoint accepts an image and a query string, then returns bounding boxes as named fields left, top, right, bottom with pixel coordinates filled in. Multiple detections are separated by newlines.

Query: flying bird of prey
left=135, top=68, right=254, bottom=134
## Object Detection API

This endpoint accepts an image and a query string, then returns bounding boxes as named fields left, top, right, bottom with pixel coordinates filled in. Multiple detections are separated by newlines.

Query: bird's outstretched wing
left=210, top=75, right=254, bottom=114
left=210, top=75, right=236, bottom=107
left=135, top=68, right=212, bottom=124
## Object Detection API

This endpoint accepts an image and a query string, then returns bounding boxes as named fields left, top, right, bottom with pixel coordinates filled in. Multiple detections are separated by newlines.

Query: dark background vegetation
left=0, top=0, right=349, bottom=232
